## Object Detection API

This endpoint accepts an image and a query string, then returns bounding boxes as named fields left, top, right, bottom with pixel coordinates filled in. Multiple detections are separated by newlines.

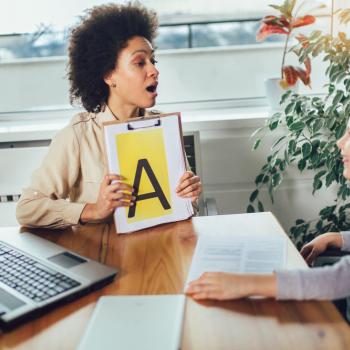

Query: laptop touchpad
left=48, top=252, right=87, bottom=269
left=0, top=287, right=25, bottom=314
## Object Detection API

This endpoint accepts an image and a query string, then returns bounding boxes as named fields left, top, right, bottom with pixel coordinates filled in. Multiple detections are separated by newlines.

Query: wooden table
left=1, top=212, right=349, bottom=350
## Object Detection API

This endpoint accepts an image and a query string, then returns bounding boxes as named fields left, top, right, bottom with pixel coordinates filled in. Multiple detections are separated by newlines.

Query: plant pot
left=264, top=78, right=298, bottom=111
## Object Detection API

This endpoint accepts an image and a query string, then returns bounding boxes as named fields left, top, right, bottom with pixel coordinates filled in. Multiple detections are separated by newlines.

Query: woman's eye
left=151, top=58, right=158, bottom=65
left=136, top=61, right=145, bottom=67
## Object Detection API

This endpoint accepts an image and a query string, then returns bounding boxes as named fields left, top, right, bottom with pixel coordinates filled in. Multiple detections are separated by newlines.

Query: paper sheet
left=103, top=114, right=193, bottom=233
left=185, top=233, right=287, bottom=287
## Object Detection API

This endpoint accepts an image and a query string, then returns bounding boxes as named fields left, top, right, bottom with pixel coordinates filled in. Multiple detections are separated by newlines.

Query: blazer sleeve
left=16, top=125, right=86, bottom=229
left=340, top=231, right=350, bottom=251
left=275, top=256, right=350, bottom=300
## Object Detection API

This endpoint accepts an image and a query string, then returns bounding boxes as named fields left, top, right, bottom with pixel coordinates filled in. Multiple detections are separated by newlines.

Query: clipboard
left=103, top=112, right=194, bottom=233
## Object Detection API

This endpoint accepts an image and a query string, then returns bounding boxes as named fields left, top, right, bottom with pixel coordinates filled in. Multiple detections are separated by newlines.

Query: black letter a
left=128, top=158, right=171, bottom=218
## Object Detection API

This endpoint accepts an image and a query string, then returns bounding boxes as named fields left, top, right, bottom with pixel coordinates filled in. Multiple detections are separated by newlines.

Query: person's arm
left=276, top=256, right=350, bottom=300
left=16, top=126, right=85, bottom=229
left=186, top=255, right=350, bottom=301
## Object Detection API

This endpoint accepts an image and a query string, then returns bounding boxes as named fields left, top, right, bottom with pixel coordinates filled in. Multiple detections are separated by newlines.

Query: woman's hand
left=185, top=272, right=276, bottom=300
left=80, top=174, right=134, bottom=223
left=176, top=171, right=202, bottom=203
left=300, top=232, right=343, bottom=266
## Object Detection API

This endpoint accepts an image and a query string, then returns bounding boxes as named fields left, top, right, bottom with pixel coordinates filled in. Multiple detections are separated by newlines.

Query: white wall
left=0, top=43, right=327, bottom=112
left=0, top=44, right=334, bottom=234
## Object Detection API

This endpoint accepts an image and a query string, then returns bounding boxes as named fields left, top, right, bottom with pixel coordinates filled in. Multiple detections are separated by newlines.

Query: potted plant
left=256, top=0, right=322, bottom=109
left=249, top=6, right=350, bottom=249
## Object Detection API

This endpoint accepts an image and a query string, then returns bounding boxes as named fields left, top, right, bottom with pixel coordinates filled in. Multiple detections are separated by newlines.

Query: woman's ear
left=104, top=70, right=116, bottom=88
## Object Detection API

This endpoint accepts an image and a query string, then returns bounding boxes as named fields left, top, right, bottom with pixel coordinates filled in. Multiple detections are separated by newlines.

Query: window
left=0, top=0, right=278, bottom=59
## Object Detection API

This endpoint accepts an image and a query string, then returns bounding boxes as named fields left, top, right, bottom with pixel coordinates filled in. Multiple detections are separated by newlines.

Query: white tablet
left=77, top=295, right=186, bottom=350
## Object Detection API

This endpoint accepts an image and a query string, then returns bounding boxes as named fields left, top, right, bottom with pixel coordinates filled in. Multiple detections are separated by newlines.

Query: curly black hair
left=67, top=2, right=158, bottom=113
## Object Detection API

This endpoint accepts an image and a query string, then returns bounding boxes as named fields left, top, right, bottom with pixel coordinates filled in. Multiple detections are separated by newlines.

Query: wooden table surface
left=1, top=212, right=350, bottom=350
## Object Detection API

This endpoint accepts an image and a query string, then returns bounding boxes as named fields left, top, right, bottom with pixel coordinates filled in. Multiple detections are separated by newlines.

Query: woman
left=186, top=124, right=350, bottom=301
left=16, top=2, right=202, bottom=229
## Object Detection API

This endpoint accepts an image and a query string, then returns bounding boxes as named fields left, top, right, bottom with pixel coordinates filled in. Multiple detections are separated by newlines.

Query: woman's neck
left=106, top=98, right=140, bottom=122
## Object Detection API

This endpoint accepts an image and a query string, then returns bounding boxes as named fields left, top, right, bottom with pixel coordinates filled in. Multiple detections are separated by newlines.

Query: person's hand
left=300, top=232, right=343, bottom=266
left=185, top=272, right=251, bottom=300
left=176, top=171, right=202, bottom=203
left=185, top=272, right=277, bottom=300
left=80, top=174, right=134, bottom=223
left=186, top=272, right=248, bottom=300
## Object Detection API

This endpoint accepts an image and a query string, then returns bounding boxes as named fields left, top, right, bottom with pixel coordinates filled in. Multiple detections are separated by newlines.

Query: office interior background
left=0, top=0, right=349, bottom=235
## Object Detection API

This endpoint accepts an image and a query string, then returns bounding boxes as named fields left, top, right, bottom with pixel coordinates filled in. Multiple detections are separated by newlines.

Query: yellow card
left=116, top=128, right=172, bottom=223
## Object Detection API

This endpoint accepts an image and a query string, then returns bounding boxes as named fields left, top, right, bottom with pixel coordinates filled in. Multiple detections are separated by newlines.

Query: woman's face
left=337, top=121, right=350, bottom=180
left=106, top=36, right=159, bottom=109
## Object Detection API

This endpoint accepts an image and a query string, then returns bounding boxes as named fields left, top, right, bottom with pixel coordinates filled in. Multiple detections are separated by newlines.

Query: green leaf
left=288, top=139, right=296, bottom=155
left=345, top=78, right=350, bottom=91
left=286, top=115, right=294, bottom=127
left=325, top=116, right=336, bottom=129
left=255, top=173, right=264, bottom=185
left=281, top=90, right=292, bottom=104
left=313, top=178, right=322, bottom=193
left=249, top=189, right=259, bottom=202
left=289, top=121, right=305, bottom=131
left=311, top=119, right=323, bottom=133
left=315, top=170, right=327, bottom=179
left=271, top=135, right=286, bottom=150
left=320, top=205, right=336, bottom=218
left=298, top=159, right=306, bottom=171
left=247, top=204, right=255, bottom=213
left=328, top=83, right=336, bottom=95
left=316, top=220, right=323, bottom=231
left=262, top=175, right=270, bottom=183
left=335, top=124, right=346, bottom=139
left=253, top=139, right=261, bottom=150
left=333, top=90, right=344, bottom=105
left=258, top=200, right=264, bottom=212
left=269, top=120, right=279, bottom=131
left=272, top=173, right=282, bottom=188
left=250, top=126, right=264, bottom=139
left=301, top=143, right=312, bottom=158
left=325, top=172, right=335, bottom=187
left=285, top=102, right=295, bottom=115
left=336, top=71, right=347, bottom=83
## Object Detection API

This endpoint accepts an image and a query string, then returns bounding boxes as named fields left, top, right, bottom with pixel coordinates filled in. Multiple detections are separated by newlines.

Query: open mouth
left=146, top=84, right=157, bottom=93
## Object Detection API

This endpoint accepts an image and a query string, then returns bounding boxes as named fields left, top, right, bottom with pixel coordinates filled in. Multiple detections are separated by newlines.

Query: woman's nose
left=337, top=135, right=345, bottom=150
left=148, top=64, right=159, bottom=78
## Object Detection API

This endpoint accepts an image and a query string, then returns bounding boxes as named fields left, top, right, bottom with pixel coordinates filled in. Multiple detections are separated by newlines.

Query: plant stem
left=281, top=30, right=291, bottom=79
left=331, top=0, right=334, bottom=38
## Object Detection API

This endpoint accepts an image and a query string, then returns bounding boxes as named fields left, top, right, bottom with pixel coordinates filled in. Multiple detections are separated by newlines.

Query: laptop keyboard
left=0, top=242, right=81, bottom=303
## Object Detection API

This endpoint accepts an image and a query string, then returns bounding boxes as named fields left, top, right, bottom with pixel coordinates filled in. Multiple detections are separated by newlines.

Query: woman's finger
left=178, top=181, right=201, bottom=196
left=108, top=192, right=135, bottom=201
left=108, top=199, right=135, bottom=210
left=183, top=189, right=202, bottom=198
left=178, top=171, right=193, bottom=183
left=191, top=291, right=221, bottom=300
left=108, top=182, right=134, bottom=193
left=305, top=249, right=317, bottom=265
left=176, top=174, right=199, bottom=192
left=300, top=244, right=312, bottom=259
left=103, top=174, right=125, bottom=187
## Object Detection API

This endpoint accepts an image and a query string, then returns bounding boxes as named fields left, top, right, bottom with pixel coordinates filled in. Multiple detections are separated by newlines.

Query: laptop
left=77, top=295, right=185, bottom=350
left=0, top=230, right=118, bottom=330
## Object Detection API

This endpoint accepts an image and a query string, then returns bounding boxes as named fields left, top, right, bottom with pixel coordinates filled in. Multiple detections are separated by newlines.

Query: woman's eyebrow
left=131, top=49, right=155, bottom=56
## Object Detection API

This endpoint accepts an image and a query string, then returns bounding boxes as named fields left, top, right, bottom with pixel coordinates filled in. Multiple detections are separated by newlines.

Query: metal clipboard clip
left=127, top=118, right=161, bottom=130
